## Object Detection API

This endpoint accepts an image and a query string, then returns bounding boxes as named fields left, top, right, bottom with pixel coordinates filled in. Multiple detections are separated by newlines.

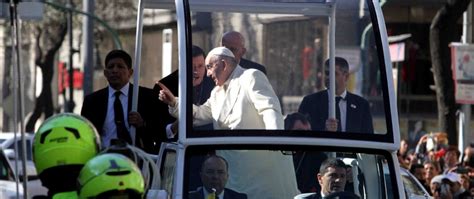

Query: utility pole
left=9, top=1, right=28, bottom=197
left=82, top=0, right=94, bottom=96
left=461, top=2, right=473, bottom=152
left=66, top=0, right=76, bottom=112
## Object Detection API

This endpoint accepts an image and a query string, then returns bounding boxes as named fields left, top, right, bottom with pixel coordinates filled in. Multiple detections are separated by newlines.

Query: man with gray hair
left=158, top=47, right=299, bottom=199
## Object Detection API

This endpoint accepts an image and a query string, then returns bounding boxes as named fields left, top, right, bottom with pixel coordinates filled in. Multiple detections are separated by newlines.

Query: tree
left=25, top=7, right=67, bottom=132
left=24, top=0, right=136, bottom=132
left=430, top=0, right=471, bottom=145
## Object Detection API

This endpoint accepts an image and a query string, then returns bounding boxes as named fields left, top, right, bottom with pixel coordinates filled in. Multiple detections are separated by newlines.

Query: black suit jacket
left=293, top=152, right=327, bottom=193
left=188, top=187, right=247, bottom=199
left=158, top=70, right=179, bottom=96
left=153, top=70, right=180, bottom=143
left=300, top=192, right=322, bottom=199
left=157, top=70, right=214, bottom=105
left=240, top=58, right=266, bottom=75
left=81, top=84, right=173, bottom=153
left=298, top=90, right=373, bottom=134
left=300, top=192, right=360, bottom=199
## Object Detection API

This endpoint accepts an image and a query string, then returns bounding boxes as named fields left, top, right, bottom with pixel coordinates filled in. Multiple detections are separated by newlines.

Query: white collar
left=108, top=83, right=130, bottom=98
left=338, top=90, right=347, bottom=99
left=221, top=65, right=241, bottom=91
left=326, top=89, right=347, bottom=99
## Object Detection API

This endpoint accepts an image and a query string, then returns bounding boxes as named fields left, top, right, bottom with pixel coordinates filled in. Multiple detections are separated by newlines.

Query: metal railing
left=282, top=94, right=438, bottom=118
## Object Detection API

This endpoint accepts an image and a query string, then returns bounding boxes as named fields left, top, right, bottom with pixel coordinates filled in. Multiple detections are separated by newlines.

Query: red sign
left=58, top=62, right=84, bottom=93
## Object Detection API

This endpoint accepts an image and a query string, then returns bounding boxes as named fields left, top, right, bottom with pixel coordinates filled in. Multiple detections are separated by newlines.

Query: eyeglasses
left=206, top=60, right=221, bottom=70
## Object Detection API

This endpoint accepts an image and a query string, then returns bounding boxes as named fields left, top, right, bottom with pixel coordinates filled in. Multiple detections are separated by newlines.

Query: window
left=185, top=0, right=393, bottom=142
left=183, top=145, right=400, bottom=199
left=160, top=149, right=177, bottom=197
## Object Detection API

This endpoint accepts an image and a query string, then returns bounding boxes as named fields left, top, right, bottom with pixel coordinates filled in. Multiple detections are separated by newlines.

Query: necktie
left=336, top=96, right=342, bottom=132
left=114, top=91, right=132, bottom=144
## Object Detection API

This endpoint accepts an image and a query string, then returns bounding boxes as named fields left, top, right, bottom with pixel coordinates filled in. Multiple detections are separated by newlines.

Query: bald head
left=221, top=31, right=246, bottom=62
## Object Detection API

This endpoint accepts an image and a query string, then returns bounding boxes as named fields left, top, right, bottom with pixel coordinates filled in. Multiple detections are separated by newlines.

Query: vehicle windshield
left=143, top=1, right=402, bottom=198
left=183, top=0, right=393, bottom=141
left=178, top=145, right=399, bottom=199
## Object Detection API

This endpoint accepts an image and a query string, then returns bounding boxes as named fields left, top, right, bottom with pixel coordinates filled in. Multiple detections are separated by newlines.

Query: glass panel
left=145, top=1, right=180, bottom=99
left=7, top=139, right=32, bottom=161
left=187, top=0, right=390, bottom=138
left=160, top=149, right=177, bottom=197
left=401, top=174, right=426, bottom=196
left=8, top=142, right=14, bottom=149
left=184, top=146, right=398, bottom=199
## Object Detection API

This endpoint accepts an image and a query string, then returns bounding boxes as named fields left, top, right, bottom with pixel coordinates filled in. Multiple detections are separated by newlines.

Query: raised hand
left=156, top=82, right=177, bottom=107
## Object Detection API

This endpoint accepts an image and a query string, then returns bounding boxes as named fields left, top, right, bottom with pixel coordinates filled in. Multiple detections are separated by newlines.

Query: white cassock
left=170, top=66, right=300, bottom=199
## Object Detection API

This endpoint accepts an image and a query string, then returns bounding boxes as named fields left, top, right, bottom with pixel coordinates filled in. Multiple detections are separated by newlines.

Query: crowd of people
left=398, top=131, right=474, bottom=198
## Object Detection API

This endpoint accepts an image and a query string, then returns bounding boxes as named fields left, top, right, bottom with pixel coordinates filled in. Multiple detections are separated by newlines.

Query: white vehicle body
left=0, top=133, right=48, bottom=197
left=0, top=133, right=36, bottom=176
left=134, top=0, right=407, bottom=198
left=0, top=148, right=24, bottom=199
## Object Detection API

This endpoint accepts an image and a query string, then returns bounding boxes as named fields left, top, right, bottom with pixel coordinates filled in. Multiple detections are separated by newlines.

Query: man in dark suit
left=153, top=45, right=214, bottom=136
left=81, top=50, right=171, bottom=153
left=188, top=155, right=247, bottom=199
left=298, top=57, right=373, bottom=134
left=221, top=31, right=267, bottom=75
left=299, top=158, right=359, bottom=199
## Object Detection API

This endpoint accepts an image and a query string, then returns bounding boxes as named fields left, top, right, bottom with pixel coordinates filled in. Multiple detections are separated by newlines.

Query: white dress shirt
left=328, top=90, right=347, bottom=132
left=102, top=83, right=135, bottom=147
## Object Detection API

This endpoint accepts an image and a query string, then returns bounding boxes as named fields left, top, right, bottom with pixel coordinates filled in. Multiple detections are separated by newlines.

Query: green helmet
left=51, top=191, right=78, bottom=199
left=33, top=113, right=100, bottom=176
left=77, top=153, right=145, bottom=198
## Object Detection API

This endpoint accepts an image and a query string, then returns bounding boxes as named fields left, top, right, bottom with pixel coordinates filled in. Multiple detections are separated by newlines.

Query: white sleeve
left=168, top=97, right=179, bottom=118
left=192, top=96, right=214, bottom=126
left=165, top=123, right=175, bottom=139
left=245, top=70, right=284, bottom=129
left=168, top=96, right=214, bottom=127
